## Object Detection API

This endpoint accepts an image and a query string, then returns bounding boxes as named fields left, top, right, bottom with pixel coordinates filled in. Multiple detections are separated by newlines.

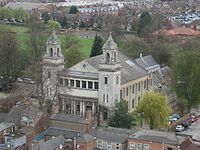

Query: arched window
left=50, top=48, right=53, bottom=57
left=132, top=98, right=134, bottom=108
left=106, top=53, right=110, bottom=63
left=57, top=48, right=59, bottom=57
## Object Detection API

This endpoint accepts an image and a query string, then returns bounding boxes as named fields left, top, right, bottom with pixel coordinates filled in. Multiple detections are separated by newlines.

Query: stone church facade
left=43, top=32, right=154, bottom=117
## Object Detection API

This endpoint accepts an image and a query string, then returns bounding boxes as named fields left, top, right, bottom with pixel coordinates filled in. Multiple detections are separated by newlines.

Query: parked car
left=24, top=78, right=35, bottom=84
left=172, top=114, right=181, bottom=120
left=175, top=125, right=185, bottom=132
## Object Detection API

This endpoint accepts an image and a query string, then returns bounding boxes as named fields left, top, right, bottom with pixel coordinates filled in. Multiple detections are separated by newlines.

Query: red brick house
left=128, top=129, right=179, bottom=150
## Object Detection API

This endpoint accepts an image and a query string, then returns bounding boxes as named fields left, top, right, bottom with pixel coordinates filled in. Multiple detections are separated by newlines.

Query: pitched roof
left=22, top=105, right=43, bottom=120
left=45, top=127, right=81, bottom=139
left=35, top=135, right=65, bottom=150
left=0, top=122, right=15, bottom=131
left=77, top=134, right=94, bottom=143
left=129, top=129, right=178, bottom=145
left=50, top=113, right=88, bottom=124
left=162, top=27, right=200, bottom=36
left=90, top=127, right=136, bottom=143
left=103, top=32, right=118, bottom=50
left=4, top=105, right=24, bottom=125
left=180, top=136, right=200, bottom=150
left=46, top=31, right=60, bottom=45
left=0, top=113, right=7, bottom=123
left=134, top=55, right=160, bottom=72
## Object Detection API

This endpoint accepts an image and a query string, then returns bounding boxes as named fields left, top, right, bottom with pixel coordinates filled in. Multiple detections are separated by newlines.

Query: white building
left=43, top=32, right=155, bottom=119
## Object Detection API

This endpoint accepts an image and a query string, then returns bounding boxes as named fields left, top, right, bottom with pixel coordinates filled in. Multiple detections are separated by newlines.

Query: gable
left=68, top=60, right=98, bottom=74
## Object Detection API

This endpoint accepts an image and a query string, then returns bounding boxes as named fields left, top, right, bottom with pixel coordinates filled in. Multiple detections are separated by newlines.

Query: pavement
left=176, top=117, right=200, bottom=141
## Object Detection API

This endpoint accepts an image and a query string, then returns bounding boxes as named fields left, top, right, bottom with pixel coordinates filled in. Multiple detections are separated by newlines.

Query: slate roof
left=90, top=127, right=136, bottom=143
left=4, top=105, right=24, bottom=125
left=22, top=105, right=43, bottom=120
left=34, top=135, right=65, bottom=150
left=77, top=134, right=94, bottom=143
left=50, top=113, right=88, bottom=124
left=45, top=127, right=81, bottom=139
left=0, top=122, right=15, bottom=131
left=0, top=113, right=7, bottom=123
left=134, top=55, right=160, bottom=72
left=129, top=129, right=178, bottom=145
left=180, top=136, right=200, bottom=150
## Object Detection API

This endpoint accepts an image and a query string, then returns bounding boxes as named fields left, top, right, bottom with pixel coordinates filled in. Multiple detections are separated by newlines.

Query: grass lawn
left=0, top=24, right=94, bottom=57
left=0, top=24, right=28, bottom=33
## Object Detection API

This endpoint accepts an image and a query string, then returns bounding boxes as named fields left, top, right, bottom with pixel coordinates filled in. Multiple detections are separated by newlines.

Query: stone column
left=92, top=102, right=95, bottom=115
left=82, top=102, right=85, bottom=117
left=80, top=101, right=83, bottom=116
left=73, top=101, right=76, bottom=115
left=62, top=99, right=65, bottom=112
left=71, top=101, right=73, bottom=114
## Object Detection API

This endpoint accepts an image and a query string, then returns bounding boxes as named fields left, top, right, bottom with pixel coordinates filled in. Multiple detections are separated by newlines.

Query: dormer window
left=50, top=48, right=53, bottom=57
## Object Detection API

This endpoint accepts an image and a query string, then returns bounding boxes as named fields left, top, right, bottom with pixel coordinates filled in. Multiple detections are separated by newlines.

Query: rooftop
left=0, top=122, right=15, bottom=131
left=50, top=113, right=88, bottom=124
left=129, top=129, right=178, bottom=145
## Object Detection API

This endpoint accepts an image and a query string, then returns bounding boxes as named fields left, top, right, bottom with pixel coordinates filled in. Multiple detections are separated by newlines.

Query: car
left=175, top=125, right=184, bottom=132
left=24, top=78, right=35, bottom=84
left=172, top=114, right=181, bottom=120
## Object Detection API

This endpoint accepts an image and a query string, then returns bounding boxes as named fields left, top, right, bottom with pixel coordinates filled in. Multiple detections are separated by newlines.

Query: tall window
left=126, top=87, right=128, bottom=96
left=107, top=94, right=108, bottom=103
left=105, top=77, right=108, bottom=84
left=76, top=80, right=80, bottom=88
left=103, top=94, right=105, bottom=103
left=137, top=143, right=142, bottom=150
left=144, top=80, right=146, bottom=89
left=94, top=82, right=98, bottom=89
left=115, top=143, right=120, bottom=150
left=131, top=85, right=134, bottom=94
left=82, top=81, right=86, bottom=88
left=88, top=81, right=93, bottom=89
left=50, top=48, right=53, bottom=57
left=70, top=79, right=74, bottom=87
left=106, top=53, right=110, bottom=63
left=132, top=99, right=134, bottom=108
left=57, top=48, right=59, bottom=57
left=138, top=83, right=140, bottom=91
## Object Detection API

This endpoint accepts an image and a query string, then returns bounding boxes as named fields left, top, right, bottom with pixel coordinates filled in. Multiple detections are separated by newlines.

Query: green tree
left=47, top=20, right=61, bottom=31
left=90, top=34, right=103, bottom=57
left=0, top=28, right=20, bottom=92
left=14, top=8, right=28, bottom=22
left=108, top=101, right=133, bottom=129
left=136, top=92, right=169, bottom=129
left=173, top=51, right=200, bottom=110
left=0, top=7, right=13, bottom=20
left=137, top=11, right=151, bottom=37
left=69, top=6, right=78, bottom=14
left=64, top=45, right=84, bottom=68
left=119, top=37, right=150, bottom=59
left=41, top=12, right=51, bottom=23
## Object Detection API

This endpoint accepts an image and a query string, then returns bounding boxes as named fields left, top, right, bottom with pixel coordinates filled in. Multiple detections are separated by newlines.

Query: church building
left=42, top=32, right=154, bottom=118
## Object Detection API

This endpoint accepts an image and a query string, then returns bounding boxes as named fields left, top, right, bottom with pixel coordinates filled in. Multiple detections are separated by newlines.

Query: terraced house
left=42, top=31, right=156, bottom=119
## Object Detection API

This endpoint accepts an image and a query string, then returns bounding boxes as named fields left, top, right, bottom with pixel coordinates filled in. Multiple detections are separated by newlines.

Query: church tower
left=98, top=32, right=121, bottom=109
left=42, top=31, right=64, bottom=102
